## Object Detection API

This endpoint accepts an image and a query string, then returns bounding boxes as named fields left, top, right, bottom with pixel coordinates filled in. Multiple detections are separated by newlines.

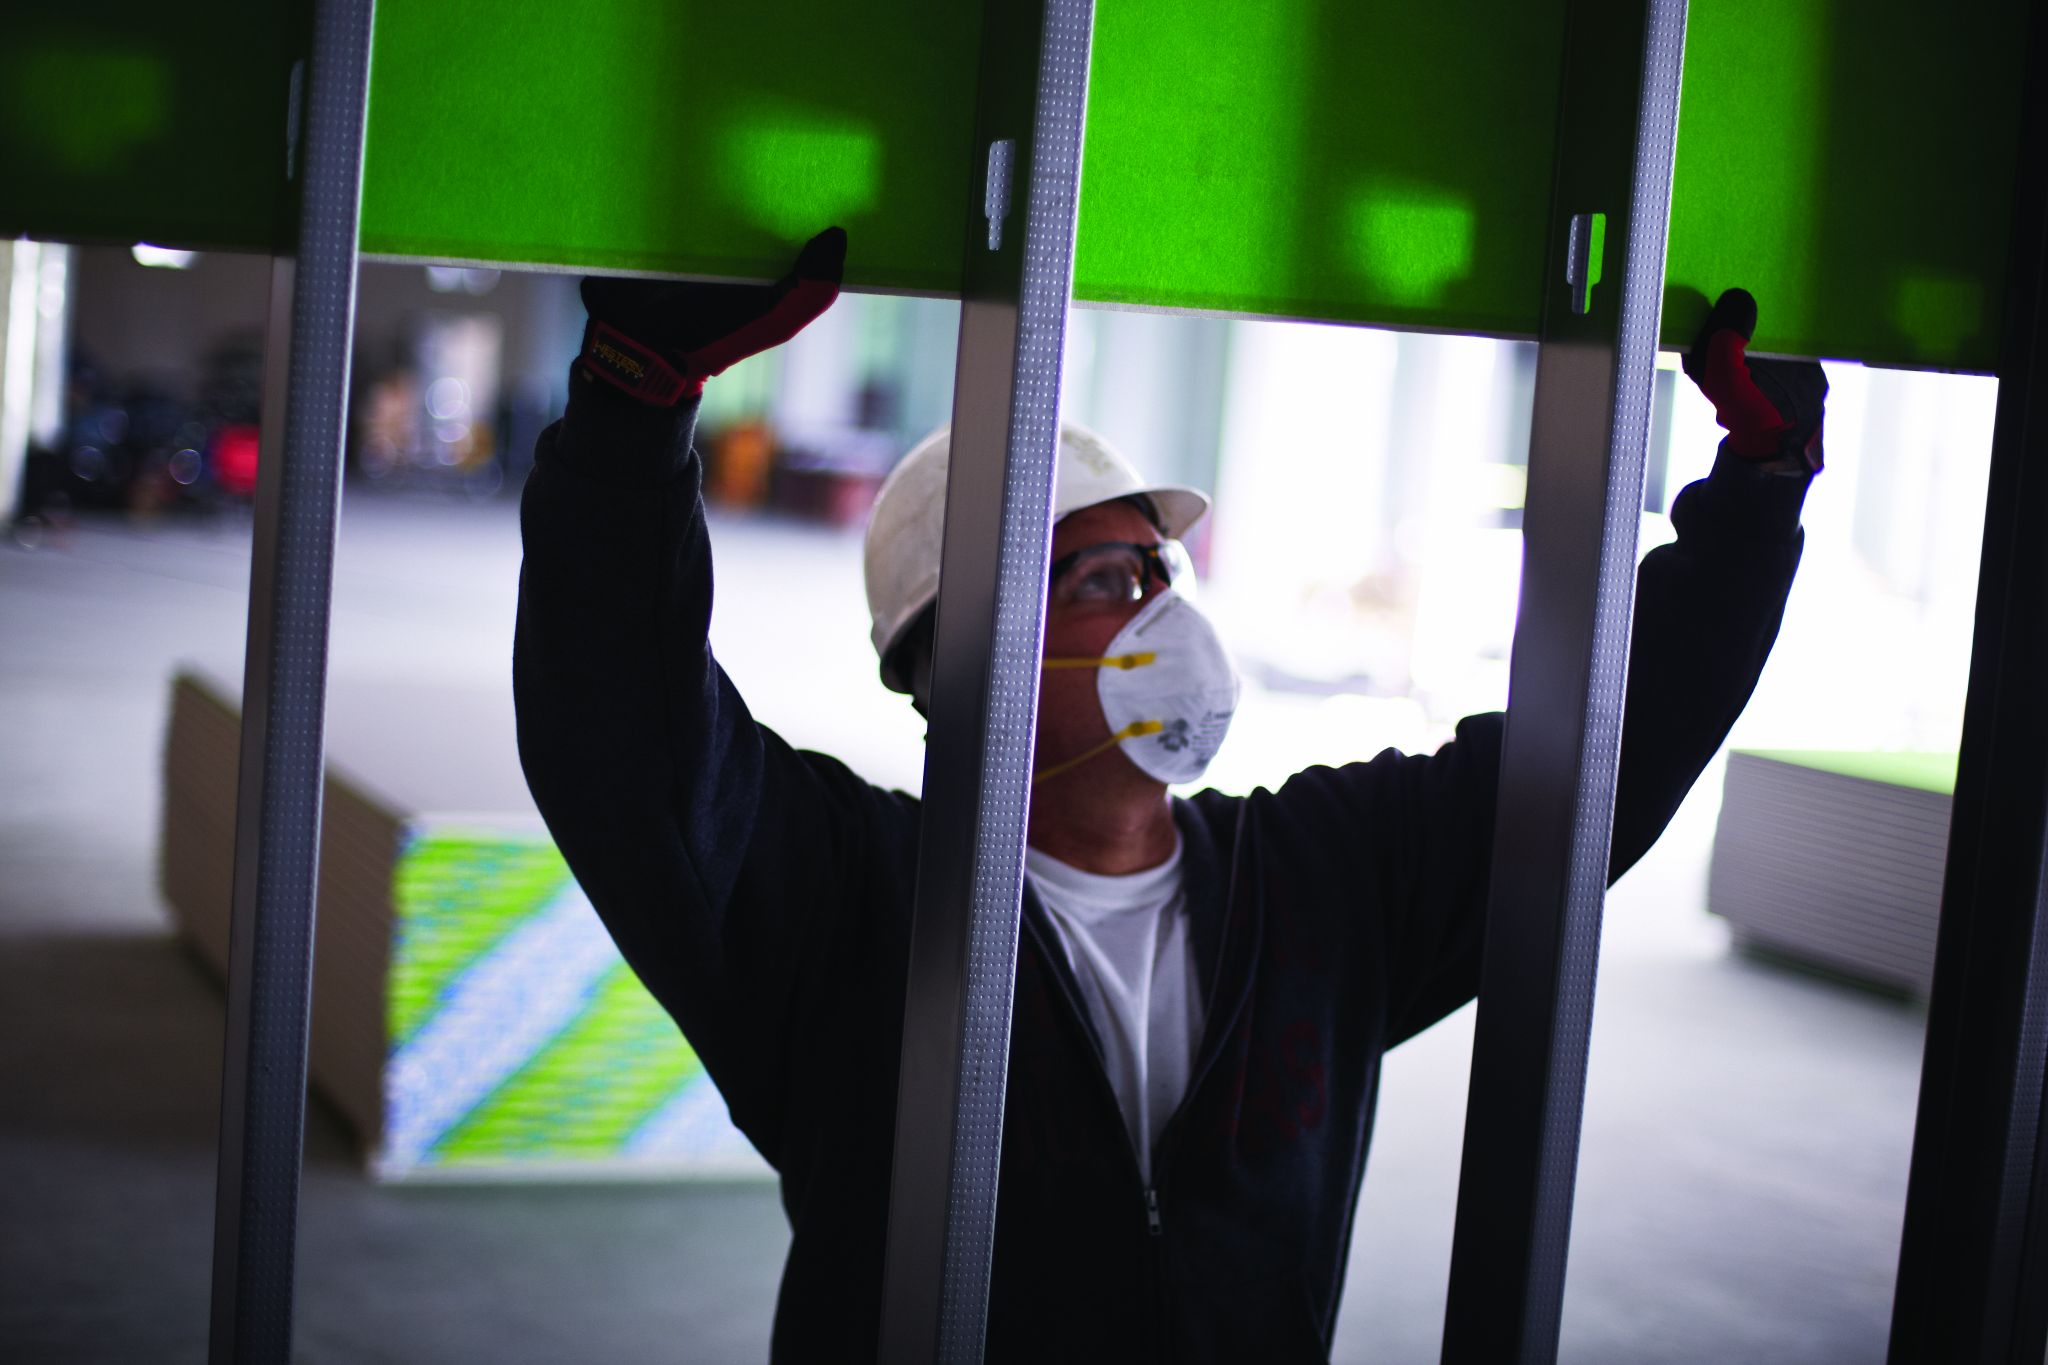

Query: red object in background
left=212, top=424, right=260, bottom=497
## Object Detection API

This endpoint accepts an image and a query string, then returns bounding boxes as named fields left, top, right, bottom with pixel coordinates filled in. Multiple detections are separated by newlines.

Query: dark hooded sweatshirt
left=513, top=373, right=1810, bottom=1362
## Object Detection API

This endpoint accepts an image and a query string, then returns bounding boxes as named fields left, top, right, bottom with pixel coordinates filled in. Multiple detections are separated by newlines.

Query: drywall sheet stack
left=160, top=668, right=767, bottom=1180
left=1707, top=749, right=1957, bottom=998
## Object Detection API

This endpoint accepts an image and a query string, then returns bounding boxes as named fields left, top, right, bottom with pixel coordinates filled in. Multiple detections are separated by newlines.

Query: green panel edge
left=1739, top=748, right=1959, bottom=797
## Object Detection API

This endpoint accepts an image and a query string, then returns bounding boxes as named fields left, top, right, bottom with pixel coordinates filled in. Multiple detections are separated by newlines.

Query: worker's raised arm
left=1298, top=288, right=1825, bottom=1044
left=512, top=231, right=911, bottom=1159
left=1609, top=288, right=1825, bottom=876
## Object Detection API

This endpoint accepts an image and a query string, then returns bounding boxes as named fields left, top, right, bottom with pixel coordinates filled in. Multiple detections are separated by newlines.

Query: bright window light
left=130, top=243, right=197, bottom=269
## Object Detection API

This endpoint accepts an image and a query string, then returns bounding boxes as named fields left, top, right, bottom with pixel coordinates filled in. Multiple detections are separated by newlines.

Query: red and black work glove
left=576, top=226, right=847, bottom=406
left=1681, top=287, right=1826, bottom=476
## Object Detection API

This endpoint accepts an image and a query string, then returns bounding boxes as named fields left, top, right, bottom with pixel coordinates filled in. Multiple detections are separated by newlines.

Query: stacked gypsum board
left=1707, top=750, right=1957, bottom=999
left=158, top=668, right=768, bottom=1180
left=160, top=669, right=392, bottom=1151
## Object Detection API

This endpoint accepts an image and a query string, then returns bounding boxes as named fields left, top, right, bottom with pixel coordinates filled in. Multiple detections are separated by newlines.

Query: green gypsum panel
left=356, top=0, right=1571, bottom=333
left=1084, top=0, right=2029, bottom=366
left=1662, top=0, right=2027, bottom=372
left=8, top=1, right=2026, bottom=369
left=1074, top=0, right=1568, bottom=336
left=356, top=0, right=983, bottom=293
left=0, top=3, right=301, bottom=252
left=358, top=0, right=2025, bottom=369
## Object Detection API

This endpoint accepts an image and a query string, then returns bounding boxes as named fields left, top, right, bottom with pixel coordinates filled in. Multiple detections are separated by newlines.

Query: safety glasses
left=1046, top=539, right=1194, bottom=607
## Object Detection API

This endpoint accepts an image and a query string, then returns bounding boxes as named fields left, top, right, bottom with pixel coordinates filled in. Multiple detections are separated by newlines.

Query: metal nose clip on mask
left=1037, top=591, right=1242, bottom=786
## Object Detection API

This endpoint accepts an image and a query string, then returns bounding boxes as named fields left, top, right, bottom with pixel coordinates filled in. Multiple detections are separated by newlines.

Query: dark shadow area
left=0, top=928, right=223, bottom=1365
left=0, top=925, right=792, bottom=1365
left=0, top=929, right=225, bottom=1153
left=0, top=4, right=301, bottom=252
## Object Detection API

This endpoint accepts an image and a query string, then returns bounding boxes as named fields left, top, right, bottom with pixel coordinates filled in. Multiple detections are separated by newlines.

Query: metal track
left=1440, top=1, right=1687, bottom=1360
left=877, top=0, right=1095, bottom=1360
left=206, top=0, right=373, bottom=1360
left=1888, top=4, right=2048, bottom=1357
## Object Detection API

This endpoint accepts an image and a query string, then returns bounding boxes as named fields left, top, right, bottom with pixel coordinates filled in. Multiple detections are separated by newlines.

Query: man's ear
left=910, top=648, right=933, bottom=721
left=902, top=607, right=937, bottom=721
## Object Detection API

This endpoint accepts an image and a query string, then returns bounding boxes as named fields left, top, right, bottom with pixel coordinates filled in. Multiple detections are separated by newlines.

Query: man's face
left=1034, top=499, right=1171, bottom=784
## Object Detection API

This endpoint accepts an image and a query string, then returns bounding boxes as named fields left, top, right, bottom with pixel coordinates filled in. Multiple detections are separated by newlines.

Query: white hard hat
left=863, top=422, right=1211, bottom=694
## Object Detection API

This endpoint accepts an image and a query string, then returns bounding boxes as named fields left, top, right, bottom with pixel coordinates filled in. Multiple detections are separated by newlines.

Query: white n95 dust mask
left=1037, top=590, right=1241, bottom=786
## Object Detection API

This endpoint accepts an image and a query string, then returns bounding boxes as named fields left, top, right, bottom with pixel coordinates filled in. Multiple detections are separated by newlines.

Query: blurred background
left=0, top=240, right=1995, bottom=1361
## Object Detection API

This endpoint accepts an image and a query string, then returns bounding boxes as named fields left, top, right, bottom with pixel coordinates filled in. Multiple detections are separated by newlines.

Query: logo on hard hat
left=1065, top=429, right=1116, bottom=475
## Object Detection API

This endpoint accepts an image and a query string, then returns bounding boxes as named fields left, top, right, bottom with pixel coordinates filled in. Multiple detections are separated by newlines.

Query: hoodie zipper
left=1020, top=903, right=1154, bottom=1189
left=1137, top=809, right=1250, bottom=1362
left=1021, top=804, right=1255, bottom=1357
left=1020, top=907, right=1176, bottom=1349
left=1148, top=804, right=1254, bottom=1202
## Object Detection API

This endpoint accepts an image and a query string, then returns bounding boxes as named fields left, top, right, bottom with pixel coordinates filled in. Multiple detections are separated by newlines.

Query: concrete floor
left=0, top=494, right=1928, bottom=1362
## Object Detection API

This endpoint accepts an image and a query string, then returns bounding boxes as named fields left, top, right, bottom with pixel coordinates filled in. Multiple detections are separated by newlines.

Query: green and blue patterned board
left=378, top=825, right=763, bottom=1178
left=0, top=1, right=2028, bottom=370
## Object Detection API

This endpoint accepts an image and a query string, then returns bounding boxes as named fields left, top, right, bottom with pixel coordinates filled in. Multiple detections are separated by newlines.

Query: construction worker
left=514, top=228, right=1824, bottom=1361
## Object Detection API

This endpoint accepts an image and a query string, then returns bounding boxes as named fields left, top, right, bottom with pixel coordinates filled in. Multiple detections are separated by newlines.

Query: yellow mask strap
left=1041, top=651, right=1157, bottom=672
left=1032, top=719, right=1164, bottom=785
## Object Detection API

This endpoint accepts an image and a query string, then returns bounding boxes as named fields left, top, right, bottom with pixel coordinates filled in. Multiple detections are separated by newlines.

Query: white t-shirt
left=1026, top=836, right=1202, bottom=1183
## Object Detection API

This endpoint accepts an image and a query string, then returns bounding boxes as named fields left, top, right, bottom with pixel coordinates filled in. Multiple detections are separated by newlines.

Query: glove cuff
left=550, top=365, right=702, bottom=489
left=577, top=320, right=702, bottom=406
left=1681, top=441, right=1813, bottom=544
